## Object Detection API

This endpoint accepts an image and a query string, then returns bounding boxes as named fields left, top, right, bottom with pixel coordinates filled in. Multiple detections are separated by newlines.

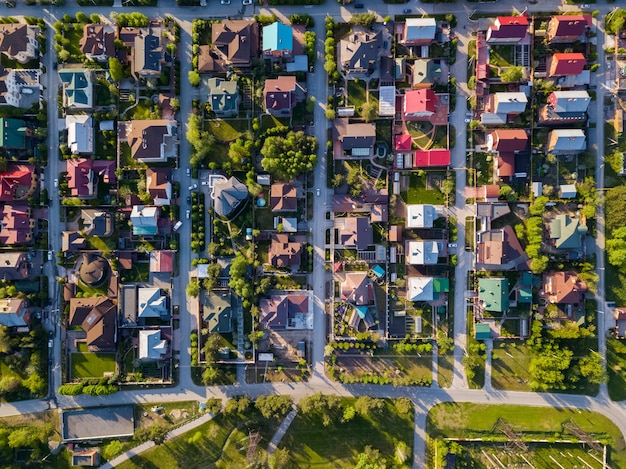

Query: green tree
left=186, top=279, right=200, bottom=298
left=0, top=325, right=10, bottom=354
left=579, top=352, right=607, bottom=385
left=205, top=397, right=222, bottom=414
left=500, top=65, right=523, bottom=83
left=102, top=440, right=124, bottom=461
left=109, top=58, right=124, bottom=82
left=58, top=49, right=70, bottom=62
left=529, top=346, right=573, bottom=391
left=22, top=373, right=46, bottom=395
left=269, top=447, right=293, bottom=469
left=203, top=332, right=222, bottom=363
left=529, top=196, right=549, bottom=216
left=201, top=366, right=219, bottom=385
left=260, top=131, right=318, bottom=180
left=225, top=395, right=251, bottom=415
left=607, top=226, right=626, bottom=269
left=188, top=71, right=201, bottom=87
left=298, top=393, right=342, bottom=426
left=255, top=395, right=293, bottom=419
left=354, top=446, right=386, bottom=469
left=354, top=396, right=385, bottom=416
left=360, top=101, right=377, bottom=123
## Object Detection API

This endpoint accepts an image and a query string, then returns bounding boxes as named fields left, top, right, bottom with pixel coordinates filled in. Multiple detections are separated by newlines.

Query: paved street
left=1, top=0, right=623, bottom=466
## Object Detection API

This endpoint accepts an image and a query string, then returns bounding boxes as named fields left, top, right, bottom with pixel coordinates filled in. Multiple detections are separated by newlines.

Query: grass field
left=607, top=338, right=626, bottom=402
left=402, top=173, right=445, bottom=205
left=437, top=352, right=454, bottom=388
left=70, top=343, right=117, bottom=379
left=206, top=118, right=248, bottom=143
left=491, top=341, right=532, bottom=391
left=117, top=408, right=281, bottom=469
left=281, top=398, right=414, bottom=468
left=427, top=403, right=626, bottom=469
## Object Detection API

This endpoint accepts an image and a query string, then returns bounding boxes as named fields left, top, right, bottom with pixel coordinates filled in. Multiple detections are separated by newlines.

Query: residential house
left=79, top=24, right=116, bottom=61
left=80, top=209, right=113, bottom=237
left=379, top=85, right=395, bottom=117
left=0, top=164, right=35, bottom=202
left=260, top=292, right=311, bottom=330
left=0, top=117, right=30, bottom=149
left=394, top=134, right=412, bottom=152
left=339, top=26, right=384, bottom=76
left=0, top=252, right=30, bottom=280
left=478, top=278, right=510, bottom=313
left=130, top=205, right=159, bottom=236
left=78, top=253, right=110, bottom=286
left=149, top=250, right=174, bottom=274
left=0, top=204, right=33, bottom=245
left=486, top=16, right=529, bottom=43
left=146, top=168, right=172, bottom=206
left=614, top=308, right=626, bottom=338
left=547, top=129, right=586, bottom=154
left=333, top=119, right=376, bottom=159
left=206, top=20, right=258, bottom=71
left=58, top=69, right=93, bottom=110
left=540, top=271, right=587, bottom=317
left=411, top=59, right=443, bottom=89
left=123, top=119, right=178, bottom=162
left=406, top=204, right=442, bottom=229
left=268, top=233, right=302, bottom=269
left=476, top=225, right=527, bottom=270
left=331, top=190, right=388, bottom=224
left=207, top=78, right=239, bottom=117
left=138, top=329, right=169, bottom=362
left=0, top=298, right=30, bottom=329
left=133, top=25, right=165, bottom=77
left=402, top=18, right=437, bottom=46
left=341, top=272, right=374, bottom=306
left=486, top=129, right=528, bottom=180
left=262, top=22, right=293, bottom=60
left=338, top=217, right=373, bottom=250
left=410, top=149, right=451, bottom=168
left=539, top=90, right=590, bottom=125
left=546, top=15, right=588, bottom=43
left=406, top=240, right=440, bottom=265
left=0, top=67, right=41, bottom=109
left=466, top=185, right=500, bottom=202
left=482, top=92, right=527, bottom=124
left=212, top=176, right=247, bottom=218
left=547, top=53, right=586, bottom=77
left=0, top=24, right=38, bottom=64
left=407, top=277, right=449, bottom=302
left=203, top=289, right=233, bottom=333
left=270, top=183, right=297, bottom=212
left=548, top=213, right=587, bottom=251
left=66, top=158, right=116, bottom=198
left=137, top=287, right=169, bottom=321
left=62, top=231, right=86, bottom=252
left=69, top=297, right=117, bottom=351
left=264, top=76, right=301, bottom=117
left=404, top=89, right=437, bottom=121
left=66, top=115, right=94, bottom=154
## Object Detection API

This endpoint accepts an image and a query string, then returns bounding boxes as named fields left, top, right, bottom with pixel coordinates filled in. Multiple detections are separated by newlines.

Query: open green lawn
left=427, top=403, right=626, bottom=469
left=491, top=340, right=532, bottom=391
left=607, top=338, right=626, bottom=401
left=281, top=398, right=414, bottom=468
left=87, top=234, right=117, bottom=251
left=489, top=44, right=513, bottom=67
left=117, top=409, right=281, bottom=469
left=402, top=173, right=445, bottom=205
left=70, top=343, right=116, bottom=379
left=260, top=114, right=289, bottom=133
left=206, top=119, right=248, bottom=143
left=347, top=79, right=368, bottom=111
left=437, top=352, right=454, bottom=388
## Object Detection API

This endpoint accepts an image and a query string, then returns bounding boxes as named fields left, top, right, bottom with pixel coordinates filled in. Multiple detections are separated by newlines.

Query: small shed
left=475, top=323, right=491, bottom=340
left=256, top=174, right=271, bottom=185
left=532, top=181, right=543, bottom=198
left=559, top=184, right=577, bottom=199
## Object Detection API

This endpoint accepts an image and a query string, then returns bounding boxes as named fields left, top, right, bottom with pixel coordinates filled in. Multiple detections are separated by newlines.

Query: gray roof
left=551, top=91, right=590, bottom=113
left=405, top=18, right=437, bottom=41
left=549, top=129, right=586, bottom=152
left=213, top=176, right=248, bottom=217
left=339, top=26, right=381, bottom=73
left=135, top=32, right=162, bottom=74
left=493, top=92, right=527, bottom=114
left=62, top=406, right=135, bottom=441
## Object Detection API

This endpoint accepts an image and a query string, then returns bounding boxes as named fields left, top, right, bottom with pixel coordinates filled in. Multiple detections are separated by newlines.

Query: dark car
left=403, top=8, right=411, bottom=13
left=186, top=196, right=191, bottom=206
left=354, top=3, right=364, bottom=8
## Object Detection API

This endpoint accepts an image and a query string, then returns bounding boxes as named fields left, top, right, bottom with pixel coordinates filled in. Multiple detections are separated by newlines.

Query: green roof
left=478, top=278, right=509, bottom=313
left=549, top=214, right=587, bottom=250
left=433, top=278, right=449, bottom=293
left=475, top=323, right=491, bottom=340
left=518, top=287, right=532, bottom=304
left=203, top=290, right=233, bottom=333
left=0, top=118, right=27, bottom=148
left=59, top=70, right=92, bottom=107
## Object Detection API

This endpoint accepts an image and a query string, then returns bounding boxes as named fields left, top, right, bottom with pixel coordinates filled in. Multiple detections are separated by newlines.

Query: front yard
left=70, top=343, right=117, bottom=379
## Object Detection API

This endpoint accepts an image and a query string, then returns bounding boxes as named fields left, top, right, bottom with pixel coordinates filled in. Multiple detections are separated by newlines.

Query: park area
left=427, top=403, right=626, bottom=469
left=70, top=343, right=117, bottom=379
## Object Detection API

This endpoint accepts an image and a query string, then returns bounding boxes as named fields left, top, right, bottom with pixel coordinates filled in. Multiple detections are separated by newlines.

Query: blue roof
left=372, top=265, right=385, bottom=278
left=355, top=305, right=368, bottom=319
left=133, top=226, right=158, bottom=236
left=263, top=22, right=293, bottom=52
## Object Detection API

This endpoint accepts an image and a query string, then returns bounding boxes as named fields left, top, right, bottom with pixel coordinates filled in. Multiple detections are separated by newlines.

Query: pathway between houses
left=266, top=406, right=298, bottom=456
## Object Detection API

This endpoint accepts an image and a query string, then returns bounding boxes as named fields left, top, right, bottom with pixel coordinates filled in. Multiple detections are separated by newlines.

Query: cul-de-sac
left=1, top=0, right=626, bottom=467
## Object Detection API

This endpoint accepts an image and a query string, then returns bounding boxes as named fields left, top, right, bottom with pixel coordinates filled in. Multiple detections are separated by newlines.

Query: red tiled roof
left=405, top=89, right=436, bottom=114
left=488, top=16, right=529, bottom=40
left=548, top=53, right=585, bottom=76
left=0, top=164, right=33, bottom=202
left=498, top=16, right=529, bottom=26
left=498, top=153, right=515, bottom=177
left=492, top=129, right=528, bottom=152
left=550, top=15, right=587, bottom=38
left=395, top=133, right=412, bottom=151
left=413, top=149, right=450, bottom=167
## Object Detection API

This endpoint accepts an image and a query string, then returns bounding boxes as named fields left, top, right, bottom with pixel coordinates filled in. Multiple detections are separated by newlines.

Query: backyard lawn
left=347, top=79, right=368, bottom=111
left=260, top=114, right=289, bottom=132
left=406, top=121, right=434, bottom=150
left=207, top=118, right=248, bottom=143
left=490, top=340, right=532, bottom=391
left=70, top=343, right=116, bottom=379
left=281, top=398, right=414, bottom=468
left=489, top=45, right=513, bottom=67
left=402, top=173, right=445, bottom=205
left=607, top=338, right=626, bottom=402
left=437, top=352, right=454, bottom=388
left=117, top=408, right=281, bottom=469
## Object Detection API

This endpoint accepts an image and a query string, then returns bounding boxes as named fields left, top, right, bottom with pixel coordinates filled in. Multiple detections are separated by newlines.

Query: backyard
left=281, top=397, right=414, bottom=468
left=490, top=340, right=532, bottom=392
left=206, top=118, right=247, bottom=143
left=70, top=343, right=117, bottom=379
left=401, top=173, right=445, bottom=205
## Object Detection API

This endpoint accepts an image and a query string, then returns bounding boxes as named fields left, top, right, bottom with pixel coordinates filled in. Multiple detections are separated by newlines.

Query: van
left=173, top=221, right=183, bottom=232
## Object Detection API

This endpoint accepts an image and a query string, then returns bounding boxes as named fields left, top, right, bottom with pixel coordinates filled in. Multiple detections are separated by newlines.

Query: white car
left=221, top=0, right=230, bottom=4
left=464, top=118, right=471, bottom=123
left=186, top=168, right=191, bottom=177
left=186, top=209, right=191, bottom=219
left=53, top=178, right=58, bottom=188
left=188, top=183, right=198, bottom=191
left=243, top=0, right=253, bottom=4
left=316, top=188, right=321, bottom=197
left=580, top=4, right=590, bottom=10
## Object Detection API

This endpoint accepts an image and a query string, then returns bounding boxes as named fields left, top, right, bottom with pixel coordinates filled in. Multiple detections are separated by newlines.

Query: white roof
left=481, top=113, right=508, bottom=125
left=405, top=18, right=437, bottom=41
left=66, top=114, right=93, bottom=154
left=560, top=184, right=577, bottom=198
left=407, top=241, right=439, bottom=265
left=139, top=330, right=167, bottom=361
left=407, top=277, right=434, bottom=302
left=379, top=86, right=396, bottom=117
left=138, top=287, right=168, bottom=318
left=494, top=92, right=528, bottom=114
left=549, top=129, right=586, bottom=152
left=130, top=205, right=159, bottom=227
left=406, top=204, right=439, bottom=228
left=552, top=91, right=590, bottom=113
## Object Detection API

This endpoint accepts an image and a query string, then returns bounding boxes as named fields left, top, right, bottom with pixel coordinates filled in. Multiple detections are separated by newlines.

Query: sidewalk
left=100, top=411, right=217, bottom=468
left=266, top=407, right=298, bottom=456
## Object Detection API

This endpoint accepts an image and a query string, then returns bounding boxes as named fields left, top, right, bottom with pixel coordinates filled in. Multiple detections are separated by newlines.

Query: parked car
left=403, top=8, right=411, bottom=13
left=173, top=221, right=183, bottom=232
left=316, top=188, right=321, bottom=197
left=186, top=209, right=191, bottom=219
left=188, top=183, right=198, bottom=191
left=464, top=118, right=471, bottom=123
left=580, top=4, right=590, bottom=9
left=354, top=3, right=364, bottom=8
left=186, top=196, right=191, bottom=206
left=53, top=178, right=58, bottom=187
left=221, top=0, right=230, bottom=3
left=186, top=168, right=190, bottom=177
left=243, top=0, right=253, bottom=4
left=448, top=243, right=458, bottom=249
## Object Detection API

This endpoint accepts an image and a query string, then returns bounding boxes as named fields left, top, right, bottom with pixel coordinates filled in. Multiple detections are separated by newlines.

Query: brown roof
left=79, top=24, right=115, bottom=59
left=389, top=225, right=402, bottom=242
left=341, top=272, right=373, bottom=306
left=259, top=293, right=308, bottom=330
left=211, top=20, right=258, bottom=67
left=0, top=24, right=30, bottom=58
left=268, top=233, right=302, bottom=268
left=264, top=76, right=297, bottom=114
left=270, top=183, right=297, bottom=211
left=0, top=203, right=32, bottom=245
left=339, top=217, right=373, bottom=250
left=69, top=297, right=117, bottom=351
left=542, top=271, right=587, bottom=305
left=125, top=119, right=174, bottom=161
left=146, top=167, right=171, bottom=200
left=491, top=129, right=528, bottom=152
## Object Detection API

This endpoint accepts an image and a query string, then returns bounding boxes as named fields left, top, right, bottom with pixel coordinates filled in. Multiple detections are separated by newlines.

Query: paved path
left=266, top=406, right=298, bottom=456
left=101, top=411, right=218, bottom=468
